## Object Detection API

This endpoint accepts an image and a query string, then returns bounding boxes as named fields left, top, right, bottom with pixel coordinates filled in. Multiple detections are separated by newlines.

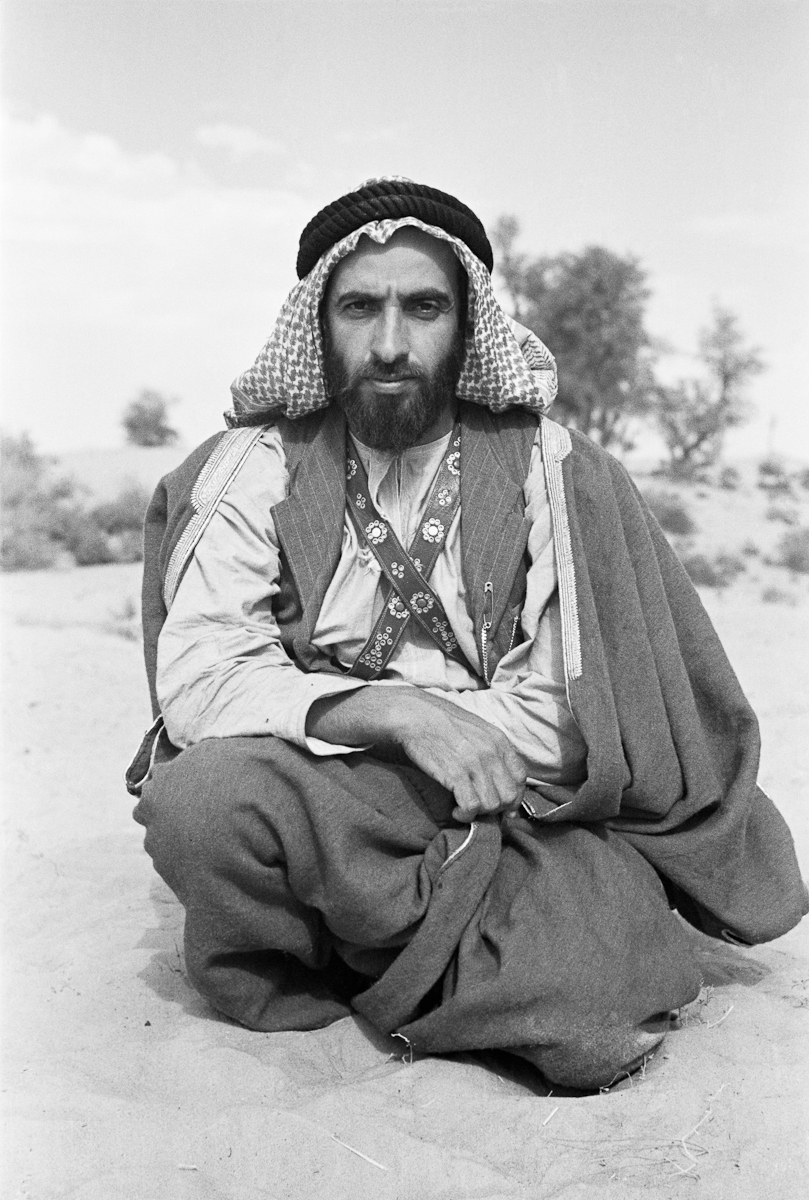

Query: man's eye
left=410, top=300, right=441, bottom=318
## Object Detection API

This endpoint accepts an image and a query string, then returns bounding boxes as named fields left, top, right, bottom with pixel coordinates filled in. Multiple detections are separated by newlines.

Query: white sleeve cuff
left=283, top=673, right=372, bottom=756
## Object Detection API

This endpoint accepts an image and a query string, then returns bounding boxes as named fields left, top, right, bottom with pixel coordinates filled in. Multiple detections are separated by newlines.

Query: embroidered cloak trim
left=134, top=413, right=808, bottom=948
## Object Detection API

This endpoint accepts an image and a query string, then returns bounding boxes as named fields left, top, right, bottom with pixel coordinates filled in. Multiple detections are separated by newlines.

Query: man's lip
left=363, top=378, right=417, bottom=393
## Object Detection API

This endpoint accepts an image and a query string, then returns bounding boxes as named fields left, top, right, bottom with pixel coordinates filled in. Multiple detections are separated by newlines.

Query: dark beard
left=322, top=331, right=464, bottom=455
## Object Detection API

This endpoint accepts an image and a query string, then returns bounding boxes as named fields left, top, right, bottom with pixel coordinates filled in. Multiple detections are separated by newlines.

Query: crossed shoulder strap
left=345, top=424, right=474, bottom=679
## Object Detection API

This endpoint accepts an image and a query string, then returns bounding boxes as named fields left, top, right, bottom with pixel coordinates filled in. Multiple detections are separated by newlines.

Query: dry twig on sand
left=706, top=1004, right=734, bottom=1029
left=665, top=1083, right=728, bottom=1178
left=331, top=1134, right=388, bottom=1171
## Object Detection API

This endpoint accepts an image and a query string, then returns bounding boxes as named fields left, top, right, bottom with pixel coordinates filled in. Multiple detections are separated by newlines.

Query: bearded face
left=322, top=323, right=465, bottom=454
left=321, top=228, right=468, bottom=454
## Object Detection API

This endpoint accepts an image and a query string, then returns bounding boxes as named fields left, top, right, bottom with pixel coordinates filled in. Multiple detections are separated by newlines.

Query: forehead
left=327, top=227, right=461, bottom=298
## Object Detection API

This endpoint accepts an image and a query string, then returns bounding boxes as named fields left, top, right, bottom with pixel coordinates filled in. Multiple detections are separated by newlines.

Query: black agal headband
left=296, top=178, right=494, bottom=279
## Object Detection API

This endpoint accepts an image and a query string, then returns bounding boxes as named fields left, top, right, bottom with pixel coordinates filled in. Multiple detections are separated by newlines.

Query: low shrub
left=681, top=554, right=718, bottom=586
left=91, top=484, right=150, bottom=535
left=766, top=505, right=799, bottom=526
left=741, top=539, right=759, bottom=557
left=642, top=489, right=697, bottom=537
left=1, top=521, right=62, bottom=571
left=109, top=529, right=144, bottom=563
left=758, top=456, right=785, bottom=481
left=681, top=551, right=746, bottom=588
left=718, top=466, right=741, bottom=491
left=761, top=586, right=796, bottom=605
left=776, top=527, right=809, bottom=574
left=65, top=516, right=117, bottom=566
left=1, top=433, right=148, bottom=570
left=62, top=504, right=145, bottom=567
left=717, top=552, right=746, bottom=582
left=757, top=457, right=794, bottom=497
left=1, top=433, right=81, bottom=570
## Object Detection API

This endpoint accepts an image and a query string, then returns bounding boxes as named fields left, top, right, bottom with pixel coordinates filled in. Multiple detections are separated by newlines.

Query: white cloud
left=2, top=110, right=307, bottom=306
left=195, top=122, right=286, bottom=160
left=1, top=112, right=312, bottom=450
left=6, top=112, right=180, bottom=188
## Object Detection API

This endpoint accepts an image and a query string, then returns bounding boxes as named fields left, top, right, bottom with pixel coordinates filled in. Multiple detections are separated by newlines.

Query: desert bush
left=62, top=496, right=146, bottom=567
left=66, top=518, right=117, bottom=566
left=741, top=539, right=759, bottom=557
left=757, top=457, right=794, bottom=496
left=653, top=461, right=712, bottom=485
left=1, top=433, right=82, bottom=570
left=718, top=465, right=741, bottom=491
left=1, top=432, right=149, bottom=569
left=761, top=585, right=796, bottom=605
left=84, top=484, right=148, bottom=562
left=1, top=516, right=63, bottom=571
left=776, top=527, right=809, bottom=574
left=91, top=484, right=150, bottom=536
left=109, top=529, right=144, bottom=563
left=681, top=554, right=719, bottom=586
left=681, top=551, right=746, bottom=588
left=766, top=505, right=799, bottom=526
left=717, top=552, right=746, bottom=583
left=642, top=489, right=697, bottom=536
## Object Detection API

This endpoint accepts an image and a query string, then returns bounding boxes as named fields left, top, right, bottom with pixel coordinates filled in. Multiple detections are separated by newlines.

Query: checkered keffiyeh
left=227, top=217, right=557, bottom=425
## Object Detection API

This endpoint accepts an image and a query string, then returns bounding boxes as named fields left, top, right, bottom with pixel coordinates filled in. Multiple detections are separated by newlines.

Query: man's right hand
left=306, top=686, right=526, bottom=823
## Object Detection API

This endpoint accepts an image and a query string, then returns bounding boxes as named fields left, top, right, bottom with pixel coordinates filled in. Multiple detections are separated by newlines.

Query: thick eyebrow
left=331, top=286, right=455, bottom=307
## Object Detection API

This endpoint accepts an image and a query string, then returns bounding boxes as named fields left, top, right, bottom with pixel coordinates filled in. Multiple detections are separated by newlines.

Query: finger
left=459, top=773, right=504, bottom=816
left=467, top=764, right=523, bottom=814
left=453, top=773, right=512, bottom=821
left=451, top=780, right=482, bottom=823
left=471, top=786, right=516, bottom=819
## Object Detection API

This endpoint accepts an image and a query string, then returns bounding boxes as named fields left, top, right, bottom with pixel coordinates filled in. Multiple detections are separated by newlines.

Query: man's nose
left=371, top=306, right=409, bottom=364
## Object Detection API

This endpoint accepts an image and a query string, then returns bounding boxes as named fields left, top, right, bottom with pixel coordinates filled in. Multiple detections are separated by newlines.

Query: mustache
left=354, top=361, right=424, bottom=384
left=321, top=329, right=464, bottom=454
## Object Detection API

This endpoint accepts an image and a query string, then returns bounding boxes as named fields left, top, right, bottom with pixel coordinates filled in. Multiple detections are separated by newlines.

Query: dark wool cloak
left=132, top=410, right=807, bottom=964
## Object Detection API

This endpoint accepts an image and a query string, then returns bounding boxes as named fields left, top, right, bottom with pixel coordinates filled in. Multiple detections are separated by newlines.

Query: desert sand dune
left=2, top=553, right=807, bottom=1199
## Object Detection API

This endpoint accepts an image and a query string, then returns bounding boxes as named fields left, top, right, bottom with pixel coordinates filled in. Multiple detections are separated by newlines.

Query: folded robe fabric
left=538, top=432, right=807, bottom=944
left=135, top=736, right=704, bottom=1080
left=134, top=415, right=808, bottom=1051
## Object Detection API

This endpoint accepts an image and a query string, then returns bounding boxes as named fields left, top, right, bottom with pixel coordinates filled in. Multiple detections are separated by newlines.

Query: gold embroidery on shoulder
left=163, top=426, right=267, bottom=608
left=540, top=417, right=582, bottom=681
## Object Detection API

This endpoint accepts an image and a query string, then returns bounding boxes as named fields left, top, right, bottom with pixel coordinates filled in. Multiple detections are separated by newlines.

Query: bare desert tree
left=492, top=218, right=657, bottom=452
left=655, top=307, right=764, bottom=474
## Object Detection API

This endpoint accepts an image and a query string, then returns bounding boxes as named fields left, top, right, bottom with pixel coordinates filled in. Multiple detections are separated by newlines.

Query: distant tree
left=1, top=432, right=79, bottom=569
left=122, top=389, right=179, bottom=447
left=654, top=307, right=764, bottom=473
left=491, top=215, right=529, bottom=323
left=492, top=218, right=657, bottom=451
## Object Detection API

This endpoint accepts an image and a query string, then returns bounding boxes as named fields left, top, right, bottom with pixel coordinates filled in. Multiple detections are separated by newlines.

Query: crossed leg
left=134, top=735, right=702, bottom=1090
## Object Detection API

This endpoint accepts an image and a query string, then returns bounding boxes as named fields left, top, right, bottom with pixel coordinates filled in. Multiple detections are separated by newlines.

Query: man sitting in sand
left=128, top=177, right=807, bottom=1090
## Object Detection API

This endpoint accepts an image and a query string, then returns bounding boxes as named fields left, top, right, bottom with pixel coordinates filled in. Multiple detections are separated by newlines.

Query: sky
left=2, top=0, right=808, bottom=459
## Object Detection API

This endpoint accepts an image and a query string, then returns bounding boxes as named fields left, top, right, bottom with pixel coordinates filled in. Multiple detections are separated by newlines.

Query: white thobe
left=157, top=426, right=587, bottom=784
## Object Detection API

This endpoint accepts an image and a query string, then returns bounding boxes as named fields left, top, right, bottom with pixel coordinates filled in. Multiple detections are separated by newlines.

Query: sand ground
left=2, top=558, right=808, bottom=1200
